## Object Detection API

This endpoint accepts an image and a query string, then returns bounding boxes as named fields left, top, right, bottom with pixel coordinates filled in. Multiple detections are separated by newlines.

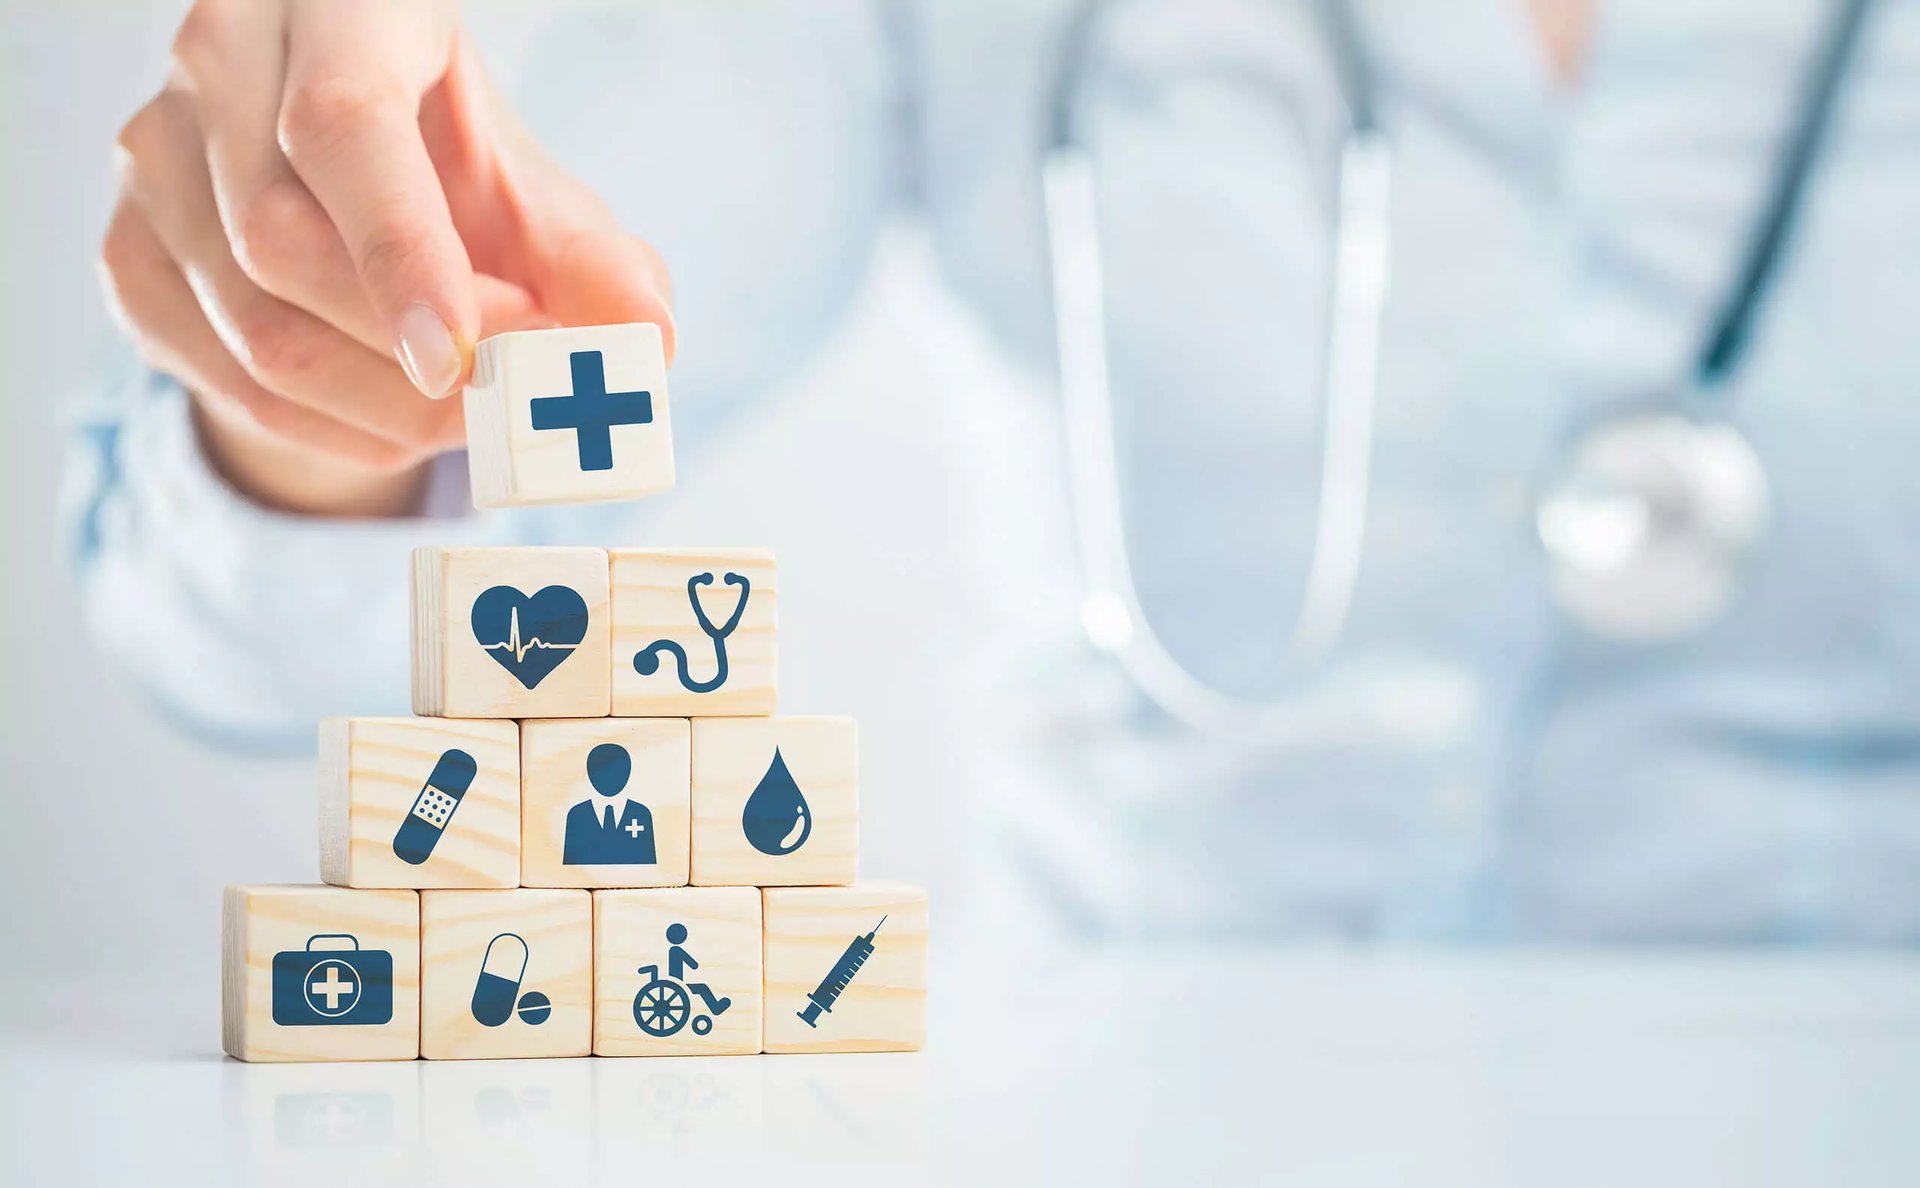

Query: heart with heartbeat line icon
left=470, top=585, right=590, bottom=689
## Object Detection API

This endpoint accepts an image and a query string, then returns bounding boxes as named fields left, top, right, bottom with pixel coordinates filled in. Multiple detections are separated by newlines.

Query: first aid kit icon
left=271, top=934, right=395, bottom=1027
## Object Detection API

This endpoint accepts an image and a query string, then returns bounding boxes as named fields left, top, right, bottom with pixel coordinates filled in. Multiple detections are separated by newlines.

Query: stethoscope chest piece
left=1535, top=411, right=1770, bottom=641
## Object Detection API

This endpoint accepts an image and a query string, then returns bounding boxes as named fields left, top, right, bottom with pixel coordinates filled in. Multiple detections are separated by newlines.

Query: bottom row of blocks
left=222, top=883, right=926, bottom=1062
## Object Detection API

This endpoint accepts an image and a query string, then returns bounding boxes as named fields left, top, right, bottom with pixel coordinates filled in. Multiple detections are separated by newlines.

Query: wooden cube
left=520, top=718, right=691, bottom=888
left=412, top=546, right=611, bottom=718
left=762, top=883, right=928, bottom=1053
left=319, top=717, right=521, bottom=889
left=690, top=716, right=857, bottom=887
left=610, top=548, right=776, bottom=717
left=592, top=888, right=762, bottom=1056
left=463, top=322, right=675, bottom=508
left=222, top=885, right=420, bottom=1062
left=420, top=889, right=593, bottom=1060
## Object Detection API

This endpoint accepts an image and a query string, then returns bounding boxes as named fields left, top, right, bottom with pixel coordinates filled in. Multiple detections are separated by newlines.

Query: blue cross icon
left=529, top=350, right=654, bottom=472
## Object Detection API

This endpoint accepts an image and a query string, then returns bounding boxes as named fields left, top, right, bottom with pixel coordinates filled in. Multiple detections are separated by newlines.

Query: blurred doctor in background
left=73, top=0, right=1920, bottom=943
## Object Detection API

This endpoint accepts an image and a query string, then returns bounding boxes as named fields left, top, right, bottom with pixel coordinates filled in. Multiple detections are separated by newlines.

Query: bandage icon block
left=520, top=718, right=691, bottom=889
left=420, top=889, right=592, bottom=1060
left=690, top=716, right=858, bottom=887
left=319, top=717, right=521, bottom=889
left=222, top=885, right=421, bottom=1062
left=592, top=887, right=763, bottom=1056
left=610, top=548, right=777, bottom=717
left=762, top=883, right=928, bottom=1054
left=464, top=322, right=676, bottom=508
left=413, top=546, right=612, bottom=719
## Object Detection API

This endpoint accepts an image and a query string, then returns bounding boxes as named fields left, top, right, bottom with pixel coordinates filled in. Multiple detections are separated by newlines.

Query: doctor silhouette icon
left=563, top=743, right=657, bottom=866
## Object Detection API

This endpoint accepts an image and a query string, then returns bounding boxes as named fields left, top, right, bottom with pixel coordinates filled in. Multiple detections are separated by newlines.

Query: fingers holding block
left=691, top=716, right=857, bottom=887
left=593, top=888, right=762, bottom=1056
left=762, top=884, right=928, bottom=1054
left=421, top=889, right=593, bottom=1060
left=319, top=717, right=521, bottom=889
left=520, top=718, right=691, bottom=888
left=412, top=547, right=611, bottom=718
left=611, top=548, right=776, bottom=717
left=464, top=323, right=675, bottom=509
left=222, top=886, right=420, bottom=1063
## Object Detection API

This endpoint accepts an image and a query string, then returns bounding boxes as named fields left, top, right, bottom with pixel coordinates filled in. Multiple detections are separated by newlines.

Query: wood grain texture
left=609, top=548, right=777, bottom=717
left=521, top=718, right=691, bottom=888
left=690, top=716, right=857, bottom=887
left=420, top=889, right=592, bottom=1060
left=318, top=717, right=521, bottom=889
left=464, top=322, right=675, bottom=508
left=593, top=888, right=762, bottom=1056
left=411, top=546, right=611, bottom=718
left=762, top=883, right=927, bottom=1054
left=222, top=885, right=419, bottom=1063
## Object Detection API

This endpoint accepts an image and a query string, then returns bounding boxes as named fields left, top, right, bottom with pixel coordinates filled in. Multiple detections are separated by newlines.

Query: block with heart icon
left=610, top=548, right=778, bottom=717
left=412, top=546, right=612, bottom=718
left=464, top=322, right=676, bottom=508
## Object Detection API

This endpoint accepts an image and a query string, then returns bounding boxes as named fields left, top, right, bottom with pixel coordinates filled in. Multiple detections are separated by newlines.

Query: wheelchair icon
left=631, top=965, right=719, bottom=1037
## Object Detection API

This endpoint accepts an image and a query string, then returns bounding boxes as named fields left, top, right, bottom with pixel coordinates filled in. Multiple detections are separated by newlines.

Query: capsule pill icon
left=471, top=933, right=533, bottom=1027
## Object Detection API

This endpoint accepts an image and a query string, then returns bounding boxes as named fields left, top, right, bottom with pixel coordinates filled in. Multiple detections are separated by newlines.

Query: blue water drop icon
left=742, top=748, right=812, bottom=856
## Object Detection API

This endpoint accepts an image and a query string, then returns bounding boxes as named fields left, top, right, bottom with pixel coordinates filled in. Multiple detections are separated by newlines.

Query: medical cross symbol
left=529, top=350, right=653, bottom=472
left=309, top=962, right=359, bottom=1013
left=624, top=818, right=646, bottom=839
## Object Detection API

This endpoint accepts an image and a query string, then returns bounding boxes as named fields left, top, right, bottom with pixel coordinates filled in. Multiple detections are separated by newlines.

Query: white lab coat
left=68, top=0, right=1920, bottom=941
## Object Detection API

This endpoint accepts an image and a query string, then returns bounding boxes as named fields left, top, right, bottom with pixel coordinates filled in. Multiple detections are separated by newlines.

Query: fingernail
left=395, top=303, right=463, bottom=399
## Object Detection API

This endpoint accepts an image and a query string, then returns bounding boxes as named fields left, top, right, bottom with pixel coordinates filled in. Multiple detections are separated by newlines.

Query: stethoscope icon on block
left=472, top=933, right=551, bottom=1027
left=633, top=571, right=750, bottom=693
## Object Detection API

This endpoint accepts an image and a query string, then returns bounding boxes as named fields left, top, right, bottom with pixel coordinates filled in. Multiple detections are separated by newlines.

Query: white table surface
left=5, top=948, right=1918, bottom=1187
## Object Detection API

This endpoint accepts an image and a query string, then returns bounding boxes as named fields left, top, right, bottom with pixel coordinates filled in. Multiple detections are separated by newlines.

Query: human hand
left=100, top=0, right=674, bottom=515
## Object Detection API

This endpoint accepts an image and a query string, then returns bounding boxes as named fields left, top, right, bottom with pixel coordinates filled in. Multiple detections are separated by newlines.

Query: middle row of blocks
left=319, top=715, right=856, bottom=889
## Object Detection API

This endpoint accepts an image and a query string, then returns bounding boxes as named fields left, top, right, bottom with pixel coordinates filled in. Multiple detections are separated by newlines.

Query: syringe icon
left=796, top=917, right=887, bottom=1028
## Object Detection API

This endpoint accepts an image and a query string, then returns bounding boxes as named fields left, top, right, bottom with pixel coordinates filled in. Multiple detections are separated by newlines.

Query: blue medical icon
left=632, top=571, right=750, bottom=693
left=391, top=748, right=476, bottom=865
left=797, top=917, right=887, bottom=1028
left=470, top=584, right=589, bottom=689
left=563, top=743, right=657, bottom=865
left=741, top=748, right=812, bottom=856
left=529, top=349, right=653, bottom=472
left=471, top=932, right=548, bottom=1027
left=270, top=935, right=395, bottom=1027
left=515, top=991, right=552, bottom=1025
left=630, top=923, right=732, bottom=1038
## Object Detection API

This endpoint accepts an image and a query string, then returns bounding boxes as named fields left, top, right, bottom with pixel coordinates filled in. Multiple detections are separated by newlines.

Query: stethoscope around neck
left=1041, top=0, right=1872, bottom=738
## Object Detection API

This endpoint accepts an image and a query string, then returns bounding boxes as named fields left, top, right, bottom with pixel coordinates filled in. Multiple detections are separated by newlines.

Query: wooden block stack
left=223, top=324, right=928, bottom=1062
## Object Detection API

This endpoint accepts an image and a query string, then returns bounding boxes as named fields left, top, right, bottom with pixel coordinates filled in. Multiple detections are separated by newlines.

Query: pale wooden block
left=520, top=718, right=691, bottom=888
left=609, top=548, right=777, bottom=717
left=222, top=885, right=420, bottom=1063
left=419, top=889, right=593, bottom=1060
left=690, top=716, right=857, bottom=887
left=464, top=322, right=675, bottom=508
left=319, top=717, right=521, bottom=889
left=412, top=546, right=611, bottom=718
left=762, top=883, right=927, bottom=1054
left=592, top=887, right=762, bottom=1056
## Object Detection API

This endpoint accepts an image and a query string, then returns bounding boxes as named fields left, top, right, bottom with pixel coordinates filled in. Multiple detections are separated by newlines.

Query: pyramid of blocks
left=222, top=323, right=928, bottom=1062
